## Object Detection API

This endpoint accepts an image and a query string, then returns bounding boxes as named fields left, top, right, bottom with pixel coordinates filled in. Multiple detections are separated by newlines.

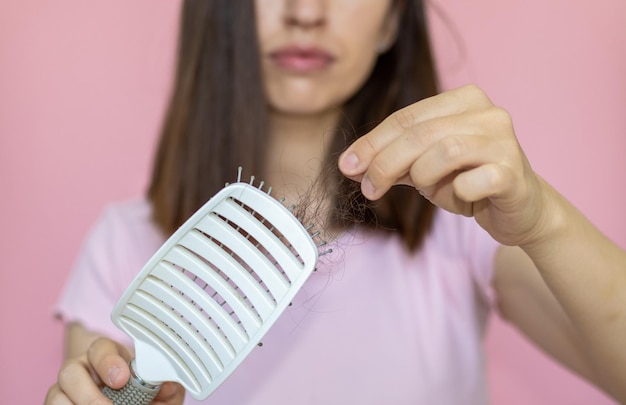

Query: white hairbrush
left=102, top=170, right=325, bottom=403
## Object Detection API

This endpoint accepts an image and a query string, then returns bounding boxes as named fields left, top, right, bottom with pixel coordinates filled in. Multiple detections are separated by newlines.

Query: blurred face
left=255, top=0, right=397, bottom=118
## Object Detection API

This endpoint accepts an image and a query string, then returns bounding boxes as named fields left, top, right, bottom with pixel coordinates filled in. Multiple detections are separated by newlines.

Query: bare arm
left=502, top=183, right=626, bottom=400
left=493, top=246, right=596, bottom=383
left=338, top=84, right=626, bottom=403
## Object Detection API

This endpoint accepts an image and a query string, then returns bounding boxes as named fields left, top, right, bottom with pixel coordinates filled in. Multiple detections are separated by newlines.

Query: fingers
left=371, top=113, right=502, bottom=199
left=339, top=85, right=493, bottom=177
left=453, top=163, right=513, bottom=202
left=155, top=382, right=186, bottom=404
left=46, top=338, right=132, bottom=405
left=409, top=130, right=513, bottom=190
left=336, top=84, right=546, bottom=247
left=338, top=85, right=516, bottom=202
left=45, top=384, right=73, bottom=405
left=87, top=337, right=132, bottom=389
left=55, top=355, right=111, bottom=404
left=339, top=84, right=493, bottom=177
left=341, top=117, right=471, bottom=199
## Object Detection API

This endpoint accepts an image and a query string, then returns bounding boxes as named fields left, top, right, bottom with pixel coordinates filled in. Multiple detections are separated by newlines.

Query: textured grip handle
left=102, top=359, right=161, bottom=405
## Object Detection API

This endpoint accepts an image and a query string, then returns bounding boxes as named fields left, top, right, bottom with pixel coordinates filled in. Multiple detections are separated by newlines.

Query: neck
left=269, top=108, right=340, bottom=144
left=265, top=108, right=340, bottom=200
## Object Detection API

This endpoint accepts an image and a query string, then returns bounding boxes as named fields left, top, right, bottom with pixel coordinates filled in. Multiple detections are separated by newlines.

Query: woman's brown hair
left=148, top=0, right=438, bottom=251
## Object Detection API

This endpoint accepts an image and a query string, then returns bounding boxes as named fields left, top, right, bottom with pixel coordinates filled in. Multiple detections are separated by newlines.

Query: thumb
left=87, top=337, right=132, bottom=389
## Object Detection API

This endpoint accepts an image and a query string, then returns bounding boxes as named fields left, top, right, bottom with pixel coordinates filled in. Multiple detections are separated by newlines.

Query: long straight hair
left=149, top=0, right=439, bottom=251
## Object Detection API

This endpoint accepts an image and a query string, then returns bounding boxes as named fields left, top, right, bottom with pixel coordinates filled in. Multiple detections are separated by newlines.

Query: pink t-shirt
left=56, top=198, right=500, bottom=405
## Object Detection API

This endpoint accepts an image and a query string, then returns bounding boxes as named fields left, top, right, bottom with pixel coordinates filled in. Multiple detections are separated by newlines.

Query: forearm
left=521, top=182, right=626, bottom=401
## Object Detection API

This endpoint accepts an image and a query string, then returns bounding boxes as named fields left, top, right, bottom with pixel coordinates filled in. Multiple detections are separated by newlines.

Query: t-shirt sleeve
left=54, top=206, right=132, bottom=344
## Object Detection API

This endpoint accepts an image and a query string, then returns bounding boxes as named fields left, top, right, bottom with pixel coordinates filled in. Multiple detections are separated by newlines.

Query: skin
left=45, top=1, right=626, bottom=404
left=257, top=0, right=398, bottom=198
left=338, top=86, right=626, bottom=401
left=256, top=0, right=397, bottom=116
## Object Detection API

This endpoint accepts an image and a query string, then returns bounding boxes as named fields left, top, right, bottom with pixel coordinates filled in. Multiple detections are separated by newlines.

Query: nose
left=283, top=0, right=326, bottom=29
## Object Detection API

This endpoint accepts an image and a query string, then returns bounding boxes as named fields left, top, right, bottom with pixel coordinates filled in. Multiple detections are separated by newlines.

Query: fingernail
left=107, top=366, right=120, bottom=386
left=361, top=176, right=376, bottom=198
left=340, top=152, right=360, bottom=174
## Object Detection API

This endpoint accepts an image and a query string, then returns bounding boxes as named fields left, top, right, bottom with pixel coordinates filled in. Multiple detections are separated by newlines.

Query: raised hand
left=338, top=84, right=555, bottom=248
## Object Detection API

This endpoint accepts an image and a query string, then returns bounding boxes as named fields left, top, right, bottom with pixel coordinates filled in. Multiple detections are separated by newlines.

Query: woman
left=46, top=1, right=626, bottom=404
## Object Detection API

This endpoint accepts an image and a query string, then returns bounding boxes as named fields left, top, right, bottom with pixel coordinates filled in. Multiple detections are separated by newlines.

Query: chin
left=265, top=79, right=354, bottom=118
left=270, top=102, right=339, bottom=119
left=268, top=91, right=347, bottom=118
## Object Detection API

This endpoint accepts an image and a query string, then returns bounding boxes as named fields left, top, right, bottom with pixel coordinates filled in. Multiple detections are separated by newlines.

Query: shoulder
left=98, top=198, right=154, bottom=231
left=93, top=198, right=161, bottom=244
left=83, top=198, right=165, bottom=278
left=55, top=199, right=163, bottom=340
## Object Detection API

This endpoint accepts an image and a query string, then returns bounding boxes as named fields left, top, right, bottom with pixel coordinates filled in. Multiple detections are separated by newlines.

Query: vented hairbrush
left=102, top=169, right=327, bottom=403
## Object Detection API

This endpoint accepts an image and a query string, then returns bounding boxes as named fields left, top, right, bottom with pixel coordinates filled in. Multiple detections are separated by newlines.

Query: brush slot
left=226, top=192, right=317, bottom=265
left=212, top=197, right=305, bottom=283
left=152, top=262, right=251, bottom=352
left=172, top=232, right=268, bottom=332
left=138, top=276, right=234, bottom=366
left=166, top=240, right=276, bottom=321
left=194, top=214, right=290, bottom=301
left=129, top=290, right=221, bottom=380
left=118, top=307, right=202, bottom=393
left=124, top=303, right=208, bottom=383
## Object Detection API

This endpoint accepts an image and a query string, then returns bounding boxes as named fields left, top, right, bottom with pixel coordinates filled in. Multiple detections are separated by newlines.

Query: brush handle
left=102, top=359, right=161, bottom=405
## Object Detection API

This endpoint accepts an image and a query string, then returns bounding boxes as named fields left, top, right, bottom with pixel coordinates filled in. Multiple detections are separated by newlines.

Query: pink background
left=1, top=0, right=624, bottom=403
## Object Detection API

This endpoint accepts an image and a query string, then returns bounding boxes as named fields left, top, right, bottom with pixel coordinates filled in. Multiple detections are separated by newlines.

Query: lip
left=268, top=45, right=335, bottom=73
